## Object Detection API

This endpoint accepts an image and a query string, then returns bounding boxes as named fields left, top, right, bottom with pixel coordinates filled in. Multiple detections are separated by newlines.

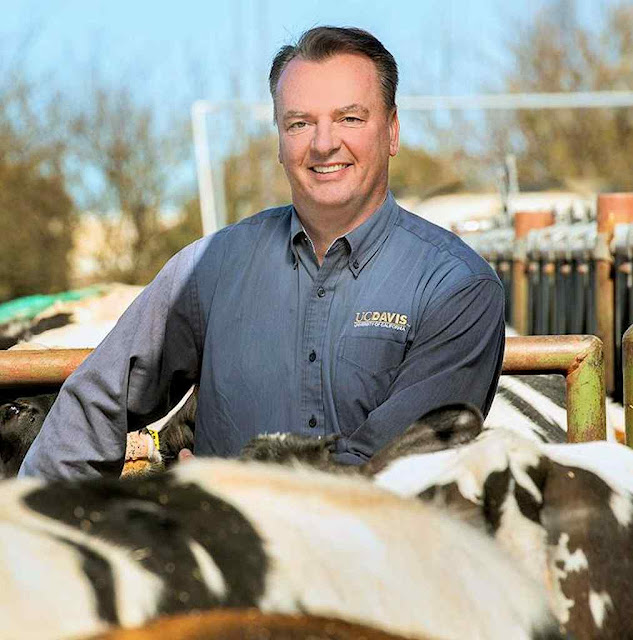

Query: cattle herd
left=0, top=289, right=631, bottom=639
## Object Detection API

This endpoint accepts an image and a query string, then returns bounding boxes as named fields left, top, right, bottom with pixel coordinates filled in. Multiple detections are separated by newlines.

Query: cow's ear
left=362, top=404, right=483, bottom=476
left=411, top=403, right=483, bottom=446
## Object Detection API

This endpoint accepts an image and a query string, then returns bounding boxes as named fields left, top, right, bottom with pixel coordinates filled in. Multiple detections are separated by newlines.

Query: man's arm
left=335, top=277, right=505, bottom=464
left=19, top=241, right=209, bottom=480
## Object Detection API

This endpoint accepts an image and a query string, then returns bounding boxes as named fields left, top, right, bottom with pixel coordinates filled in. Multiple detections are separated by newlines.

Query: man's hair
left=269, top=26, right=398, bottom=121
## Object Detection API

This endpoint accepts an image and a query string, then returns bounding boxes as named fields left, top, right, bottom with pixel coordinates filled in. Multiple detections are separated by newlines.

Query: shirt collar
left=288, top=191, right=399, bottom=276
left=344, top=191, right=398, bottom=277
left=289, top=209, right=307, bottom=268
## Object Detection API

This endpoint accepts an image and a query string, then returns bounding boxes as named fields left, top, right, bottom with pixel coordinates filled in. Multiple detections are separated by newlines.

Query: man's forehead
left=276, top=53, right=382, bottom=114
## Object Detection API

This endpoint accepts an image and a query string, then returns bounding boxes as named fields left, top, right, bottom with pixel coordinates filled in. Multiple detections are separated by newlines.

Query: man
left=21, top=26, right=504, bottom=480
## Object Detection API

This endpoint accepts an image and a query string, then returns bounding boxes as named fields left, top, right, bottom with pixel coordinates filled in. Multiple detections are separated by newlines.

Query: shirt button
left=317, top=287, right=326, bottom=297
left=308, top=415, right=317, bottom=428
left=309, top=350, right=316, bottom=362
left=353, top=260, right=359, bottom=269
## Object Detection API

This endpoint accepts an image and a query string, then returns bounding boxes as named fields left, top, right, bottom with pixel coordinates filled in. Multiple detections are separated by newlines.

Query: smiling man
left=21, top=27, right=505, bottom=479
left=274, top=50, right=399, bottom=261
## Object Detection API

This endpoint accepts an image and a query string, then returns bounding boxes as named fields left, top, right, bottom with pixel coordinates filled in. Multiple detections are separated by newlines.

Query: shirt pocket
left=334, top=335, right=406, bottom=436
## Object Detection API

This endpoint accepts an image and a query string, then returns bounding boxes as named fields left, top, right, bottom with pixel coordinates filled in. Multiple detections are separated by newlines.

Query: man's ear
left=389, top=107, right=400, bottom=157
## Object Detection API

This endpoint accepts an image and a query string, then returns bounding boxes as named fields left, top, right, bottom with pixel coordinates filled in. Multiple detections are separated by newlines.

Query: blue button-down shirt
left=21, top=193, right=504, bottom=479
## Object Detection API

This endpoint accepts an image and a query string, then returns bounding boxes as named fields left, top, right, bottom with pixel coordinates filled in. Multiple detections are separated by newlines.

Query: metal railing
left=503, top=335, right=606, bottom=442
left=0, top=336, right=607, bottom=443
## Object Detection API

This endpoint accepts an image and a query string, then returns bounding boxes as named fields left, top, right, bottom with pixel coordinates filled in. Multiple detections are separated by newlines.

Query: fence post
left=512, top=211, right=554, bottom=335
left=503, top=335, right=606, bottom=442
left=622, top=325, right=633, bottom=447
left=596, top=193, right=633, bottom=395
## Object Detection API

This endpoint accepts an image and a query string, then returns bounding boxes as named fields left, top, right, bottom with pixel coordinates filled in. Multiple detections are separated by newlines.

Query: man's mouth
left=310, top=163, right=351, bottom=174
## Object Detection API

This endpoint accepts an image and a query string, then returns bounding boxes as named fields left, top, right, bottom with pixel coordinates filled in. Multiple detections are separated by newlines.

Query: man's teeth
left=312, top=164, right=348, bottom=174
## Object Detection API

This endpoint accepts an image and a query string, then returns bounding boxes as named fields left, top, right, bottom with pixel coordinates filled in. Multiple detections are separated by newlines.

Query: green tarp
left=0, top=285, right=106, bottom=325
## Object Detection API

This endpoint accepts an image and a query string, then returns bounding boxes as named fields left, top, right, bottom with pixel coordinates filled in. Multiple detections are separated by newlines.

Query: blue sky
left=4, top=0, right=592, bottom=105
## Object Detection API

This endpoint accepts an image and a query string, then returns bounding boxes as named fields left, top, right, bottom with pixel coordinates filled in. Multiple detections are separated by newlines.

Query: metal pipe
left=596, top=193, right=633, bottom=395
left=622, top=325, right=633, bottom=447
left=398, top=90, right=633, bottom=111
left=504, top=335, right=606, bottom=443
left=0, top=350, right=92, bottom=386
left=614, top=257, right=627, bottom=402
left=511, top=258, right=528, bottom=335
left=512, top=211, right=554, bottom=335
left=0, top=338, right=606, bottom=444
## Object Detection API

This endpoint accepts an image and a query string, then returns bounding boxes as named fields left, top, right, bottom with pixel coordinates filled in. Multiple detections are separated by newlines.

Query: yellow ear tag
left=147, top=429, right=161, bottom=450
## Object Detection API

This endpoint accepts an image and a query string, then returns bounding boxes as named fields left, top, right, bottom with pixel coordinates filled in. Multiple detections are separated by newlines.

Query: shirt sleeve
left=335, top=276, right=505, bottom=464
left=19, top=240, right=209, bottom=480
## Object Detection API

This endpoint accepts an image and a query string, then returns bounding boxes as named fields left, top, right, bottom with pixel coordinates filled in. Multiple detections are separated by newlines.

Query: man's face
left=275, top=53, right=399, bottom=216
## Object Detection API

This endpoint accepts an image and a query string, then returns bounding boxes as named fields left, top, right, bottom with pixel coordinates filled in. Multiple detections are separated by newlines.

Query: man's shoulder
left=176, top=204, right=293, bottom=270
left=393, top=205, right=496, bottom=280
left=226, top=204, right=293, bottom=232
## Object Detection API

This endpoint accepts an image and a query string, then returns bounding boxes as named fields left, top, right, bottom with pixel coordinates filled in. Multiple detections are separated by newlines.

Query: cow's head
left=240, top=432, right=341, bottom=471
left=363, top=404, right=484, bottom=476
left=0, top=394, right=57, bottom=477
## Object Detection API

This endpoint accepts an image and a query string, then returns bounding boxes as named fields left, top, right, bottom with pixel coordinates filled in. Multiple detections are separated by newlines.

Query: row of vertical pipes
left=463, top=193, right=633, bottom=441
left=524, top=222, right=598, bottom=338
left=598, top=194, right=633, bottom=400
left=512, top=211, right=554, bottom=335
left=466, top=193, right=633, bottom=398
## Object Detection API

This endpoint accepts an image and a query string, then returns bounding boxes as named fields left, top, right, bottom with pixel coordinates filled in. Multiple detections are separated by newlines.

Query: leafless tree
left=70, top=73, right=193, bottom=284
left=493, top=1, right=633, bottom=192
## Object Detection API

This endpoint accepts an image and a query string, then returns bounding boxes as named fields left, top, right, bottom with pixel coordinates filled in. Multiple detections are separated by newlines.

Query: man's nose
left=311, top=121, right=340, bottom=156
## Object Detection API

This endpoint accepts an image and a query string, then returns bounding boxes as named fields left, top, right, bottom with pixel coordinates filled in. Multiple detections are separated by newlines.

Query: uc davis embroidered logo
left=354, top=311, right=408, bottom=331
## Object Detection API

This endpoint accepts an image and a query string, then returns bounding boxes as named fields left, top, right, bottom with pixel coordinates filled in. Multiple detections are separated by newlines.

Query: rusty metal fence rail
left=0, top=349, right=91, bottom=387
left=0, top=335, right=607, bottom=443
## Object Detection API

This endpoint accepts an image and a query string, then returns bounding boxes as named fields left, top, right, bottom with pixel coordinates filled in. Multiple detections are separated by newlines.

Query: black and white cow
left=0, top=455, right=561, bottom=640
left=243, top=404, right=633, bottom=640
left=369, top=409, right=633, bottom=640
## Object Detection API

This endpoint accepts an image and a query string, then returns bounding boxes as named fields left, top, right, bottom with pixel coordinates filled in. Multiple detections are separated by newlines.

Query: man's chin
left=297, top=187, right=355, bottom=211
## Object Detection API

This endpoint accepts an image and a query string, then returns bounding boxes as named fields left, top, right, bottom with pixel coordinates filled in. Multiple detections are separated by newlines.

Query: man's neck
left=295, top=191, right=388, bottom=264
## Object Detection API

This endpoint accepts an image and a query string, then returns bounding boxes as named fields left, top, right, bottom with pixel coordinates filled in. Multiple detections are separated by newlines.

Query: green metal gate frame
left=503, top=335, right=605, bottom=442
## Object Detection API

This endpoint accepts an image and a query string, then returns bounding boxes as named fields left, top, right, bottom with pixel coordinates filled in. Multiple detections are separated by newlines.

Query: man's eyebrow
left=334, top=104, right=370, bottom=117
left=282, top=110, right=310, bottom=121
left=281, top=104, right=370, bottom=122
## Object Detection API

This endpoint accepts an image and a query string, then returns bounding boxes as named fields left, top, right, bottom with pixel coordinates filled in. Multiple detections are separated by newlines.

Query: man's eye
left=289, top=121, right=307, bottom=130
left=343, top=116, right=362, bottom=123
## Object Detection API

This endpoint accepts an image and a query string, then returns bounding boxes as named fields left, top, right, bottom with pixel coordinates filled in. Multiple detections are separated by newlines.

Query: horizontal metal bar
left=0, top=337, right=606, bottom=443
left=0, top=350, right=92, bottom=386
left=193, top=91, right=633, bottom=118
left=399, top=91, right=633, bottom=111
